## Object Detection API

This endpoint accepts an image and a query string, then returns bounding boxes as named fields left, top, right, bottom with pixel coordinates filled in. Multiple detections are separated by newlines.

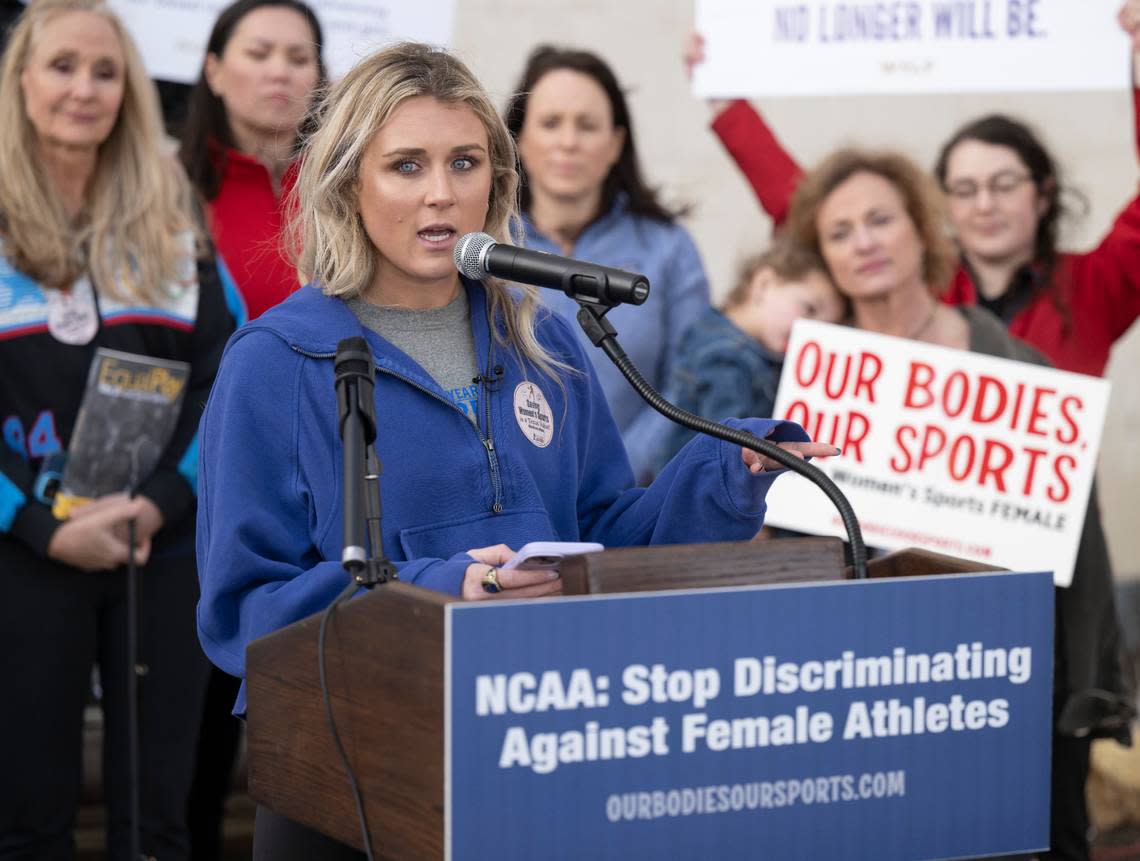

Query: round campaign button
left=47, top=277, right=98, bottom=345
left=513, top=381, right=554, bottom=448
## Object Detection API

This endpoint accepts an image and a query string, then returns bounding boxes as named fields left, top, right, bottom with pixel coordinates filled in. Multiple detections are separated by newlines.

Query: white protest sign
left=108, top=0, right=455, bottom=84
left=763, top=320, right=1110, bottom=586
left=693, top=0, right=1129, bottom=97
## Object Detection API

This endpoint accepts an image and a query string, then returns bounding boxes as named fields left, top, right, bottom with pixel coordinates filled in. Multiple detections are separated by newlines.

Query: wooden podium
left=244, top=539, right=1003, bottom=859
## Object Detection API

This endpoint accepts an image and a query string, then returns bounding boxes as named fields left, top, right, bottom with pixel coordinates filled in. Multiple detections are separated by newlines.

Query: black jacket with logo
left=0, top=246, right=238, bottom=559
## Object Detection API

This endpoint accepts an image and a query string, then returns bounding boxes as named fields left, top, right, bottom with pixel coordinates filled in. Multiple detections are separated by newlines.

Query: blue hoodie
left=195, top=281, right=807, bottom=711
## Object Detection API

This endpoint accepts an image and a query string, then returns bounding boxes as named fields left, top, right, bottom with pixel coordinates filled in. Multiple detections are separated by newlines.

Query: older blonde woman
left=194, top=41, right=834, bottom=857
left=784, top=147, right=1131, bottom=861
left=0, top=0, right=236, bottom=856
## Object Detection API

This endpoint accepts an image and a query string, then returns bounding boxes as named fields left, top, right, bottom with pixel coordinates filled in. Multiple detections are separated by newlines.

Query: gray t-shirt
left=347, top=290, right=480, bottom=423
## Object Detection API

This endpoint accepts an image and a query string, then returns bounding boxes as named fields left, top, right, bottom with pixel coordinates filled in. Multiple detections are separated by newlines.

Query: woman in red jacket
left=935, top=109, right=1140, bottom=376
left=689, top=0, right=1140, bottom=376
left=178, top=2, right=324, bottom=854
left=180, top=0, right=325, bottom=321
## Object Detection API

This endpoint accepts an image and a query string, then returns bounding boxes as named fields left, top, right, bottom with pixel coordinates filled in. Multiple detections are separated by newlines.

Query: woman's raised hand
left=1120, top=0, right=1140, bottom=53
left=682, top=32, right=731, bottom=118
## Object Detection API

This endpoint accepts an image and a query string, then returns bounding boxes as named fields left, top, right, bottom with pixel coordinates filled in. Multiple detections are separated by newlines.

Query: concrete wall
left=451, top=0, right=1140, bottom=579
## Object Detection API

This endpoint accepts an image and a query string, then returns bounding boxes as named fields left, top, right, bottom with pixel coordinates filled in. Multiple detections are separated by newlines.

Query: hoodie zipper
left=291, top=344, right=504, bottom=515
left=478, top=309, right=503, bottom=514
left=377, top=366, right=503, bottom=514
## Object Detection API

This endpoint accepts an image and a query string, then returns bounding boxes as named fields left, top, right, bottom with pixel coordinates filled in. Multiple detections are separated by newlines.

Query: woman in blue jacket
left=195, top=41, right=832, bottom=858
left=505, top=46, right=713, bottom=482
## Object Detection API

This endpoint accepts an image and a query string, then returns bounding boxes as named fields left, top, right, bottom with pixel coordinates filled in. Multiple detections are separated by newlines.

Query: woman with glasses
left=934, top=110, right=1140, bottom=376
left=685, top=0, right=1140, bottom=377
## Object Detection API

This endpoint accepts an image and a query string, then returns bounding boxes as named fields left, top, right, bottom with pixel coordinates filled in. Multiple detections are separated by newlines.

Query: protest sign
left=763, top=320, right=1109, bottom=586
left=107, top=0, right=455, bottom=84
left=447, top=573, right=1053, bottom=860
left=693, top=0, right=1129, bottom=97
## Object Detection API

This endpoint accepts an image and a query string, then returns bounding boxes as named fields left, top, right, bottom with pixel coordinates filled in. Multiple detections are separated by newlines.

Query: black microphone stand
left=125, top=513, right=142, bottom=861
left=125, top=442, right=147, bottom=860
left=571, top=299, right=869, bottom=580
left=319, top=338, right=396, bottom=861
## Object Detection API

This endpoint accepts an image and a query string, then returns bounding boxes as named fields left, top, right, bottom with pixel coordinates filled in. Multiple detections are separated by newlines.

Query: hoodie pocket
left=398, top=507, right=558, bottom=561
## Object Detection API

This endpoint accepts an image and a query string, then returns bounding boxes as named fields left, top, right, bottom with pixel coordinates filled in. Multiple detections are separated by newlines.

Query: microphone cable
left=318, top=580, right=378, bottom=861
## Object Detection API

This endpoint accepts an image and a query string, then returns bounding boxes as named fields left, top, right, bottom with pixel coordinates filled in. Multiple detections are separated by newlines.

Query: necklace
left=908, top=301, right=940, bottom=341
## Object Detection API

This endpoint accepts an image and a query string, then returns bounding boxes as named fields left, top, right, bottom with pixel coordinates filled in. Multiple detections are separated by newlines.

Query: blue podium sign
left=445, top=572, right=1053, bottom=861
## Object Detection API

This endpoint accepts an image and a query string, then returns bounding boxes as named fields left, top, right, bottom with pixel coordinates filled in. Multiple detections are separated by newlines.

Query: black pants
left=0, top=550, right=209, bottom=860
left=1042, top=733, right=1092, bottom=861
left=187, top=668, right=243, bottom=861
left=253, top=806, right=365, bottom=861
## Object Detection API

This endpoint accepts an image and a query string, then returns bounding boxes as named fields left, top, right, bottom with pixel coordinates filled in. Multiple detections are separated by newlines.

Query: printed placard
left=693, top=0, right=1129, bottom=97
left=108, top=0, right=455, bottom=84
left=763, top=320, right=1109, bottom=586
left=446, top=573, right=1053, bottom=861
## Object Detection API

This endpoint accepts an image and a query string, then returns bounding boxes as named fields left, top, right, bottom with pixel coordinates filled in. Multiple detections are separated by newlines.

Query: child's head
left=722, top=239, right=846, bottom=353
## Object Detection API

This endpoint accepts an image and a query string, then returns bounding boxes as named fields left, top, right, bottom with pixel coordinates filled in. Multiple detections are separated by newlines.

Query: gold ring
left=481, top=566, right=502, bottom=594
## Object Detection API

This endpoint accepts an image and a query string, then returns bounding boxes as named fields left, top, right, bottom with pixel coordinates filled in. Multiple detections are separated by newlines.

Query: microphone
left=334, top=337, right=376, bottom=443
left=454, top=232, right=650, bottom=307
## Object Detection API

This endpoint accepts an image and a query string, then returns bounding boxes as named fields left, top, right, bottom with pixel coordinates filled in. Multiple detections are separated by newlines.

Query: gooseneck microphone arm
left=574, top=302, right=869, bottom=580
left=453, top=232, right=867, bottom=580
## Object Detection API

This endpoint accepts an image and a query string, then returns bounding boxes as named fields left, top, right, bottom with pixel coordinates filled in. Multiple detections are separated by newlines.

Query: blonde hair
left=0, top=0, right=200, bottom=301
left=786, top=147, right=958, bottom=294
left=290, top=41, right=562, bottom=376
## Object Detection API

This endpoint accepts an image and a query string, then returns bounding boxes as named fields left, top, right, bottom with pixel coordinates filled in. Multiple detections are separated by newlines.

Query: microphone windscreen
left=334, top=336, right=372, bottom=381
left=454, top=232, right=496, bottom=279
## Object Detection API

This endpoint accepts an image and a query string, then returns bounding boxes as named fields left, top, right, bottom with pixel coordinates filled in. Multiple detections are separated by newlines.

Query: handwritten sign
left=763, top=320, right=1110, bottom=586
left=693, top=0, right=1129, bottom=96
left=108, top=0, right=455, bottom=84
